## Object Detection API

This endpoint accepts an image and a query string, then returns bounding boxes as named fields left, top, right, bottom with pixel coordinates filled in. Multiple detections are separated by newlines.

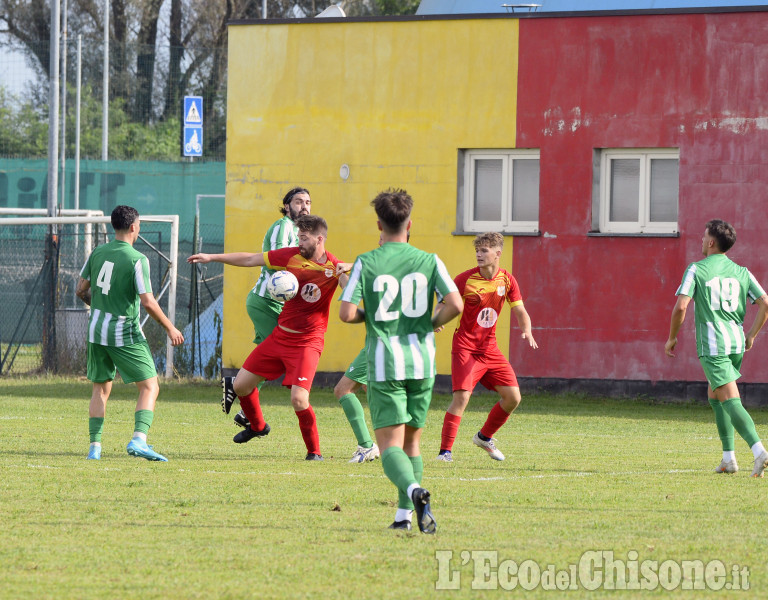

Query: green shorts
left=87, top=340, right=157, bottom=384
left=245, top=294, right=281, bottom=344
left=699, top=353, right=743, bottom=391
left=366, top=377, right=435, bottom=430
left=345, top=348, right=368, bottom=385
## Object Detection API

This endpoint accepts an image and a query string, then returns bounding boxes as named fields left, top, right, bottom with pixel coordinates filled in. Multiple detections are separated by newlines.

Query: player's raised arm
left=187, top=252, right=266, bottom=267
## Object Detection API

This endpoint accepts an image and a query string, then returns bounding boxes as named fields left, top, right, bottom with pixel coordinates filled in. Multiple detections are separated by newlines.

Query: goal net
left=0, top=211, right=181, bottom=378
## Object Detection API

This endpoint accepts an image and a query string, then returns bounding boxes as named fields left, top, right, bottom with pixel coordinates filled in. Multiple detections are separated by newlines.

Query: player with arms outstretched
left=76, top=205, right=184, bottom=461
left=226, top=187, right=311, bottom=428
left=340, top=189, right=463, bottom=533
left=189, top=215, right=349, bottom=460
left=665, top=219, right=768, bottom=477
left=437, top=232, right=538, bottom=462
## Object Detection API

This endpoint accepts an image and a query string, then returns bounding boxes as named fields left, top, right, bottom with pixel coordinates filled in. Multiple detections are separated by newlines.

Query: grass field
left=1, top=377, right=767, bottom=599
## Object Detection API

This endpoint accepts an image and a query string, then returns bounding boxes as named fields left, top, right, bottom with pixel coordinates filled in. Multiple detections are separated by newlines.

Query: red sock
left=239, top=389, right=266, bottom=431
left=440, top=412, right=462, bottom=452
left=295, top=406, right=320, bottom=455
left=480, top=402, right=511, bottom=439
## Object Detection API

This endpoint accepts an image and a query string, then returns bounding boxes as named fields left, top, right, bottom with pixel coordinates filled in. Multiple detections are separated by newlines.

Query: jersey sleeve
left=265, top=246, right=298, bottom=270
left=453, top=270, right=470, bottom=297
left=676, top=263, right=697, bottom=297
left=80, top=255, right=92, bottom=281
left=134, top=255, right=153, bottom=295
left=433, top=255, right=458, bottom=302
left=747, top=269, right=767, bottom=303
left=506, top=273, right=523, bottom=307
left=340, top=257, right=364, bottom=305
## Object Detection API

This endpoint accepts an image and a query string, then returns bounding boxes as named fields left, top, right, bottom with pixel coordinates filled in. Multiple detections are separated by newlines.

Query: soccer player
left=76, top=205, right=184, bottom=461
left=339, top=188, right=463, bottom=533
left=665, top=219, right=768, bottom=477
left=334, top=349, right=379, bottom=463
left=227, top=187, right=311, bottom=429
left=436, top=232, right=538, bottom=463
left=188, top=215, right=349, bottom=460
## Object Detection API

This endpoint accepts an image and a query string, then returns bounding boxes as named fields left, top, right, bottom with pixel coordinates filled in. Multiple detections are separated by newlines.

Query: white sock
left=407, top=483, right=420, bottom=502
left=751, top=441, right=766, bottom=459
left=395, top=509, right=413, bottom=523
left=90, top=442, right=101, bottom=449
left=132, top=432, right=147, bottom=442
left=723, top=450, right=736, bottom=462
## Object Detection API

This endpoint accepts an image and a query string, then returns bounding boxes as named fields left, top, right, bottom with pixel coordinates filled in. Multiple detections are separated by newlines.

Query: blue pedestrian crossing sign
left=184, top=96, right=203, bottom=125
left=183, top=96, right=203, bottom=157
left=184, top=126, right=203, bottom=157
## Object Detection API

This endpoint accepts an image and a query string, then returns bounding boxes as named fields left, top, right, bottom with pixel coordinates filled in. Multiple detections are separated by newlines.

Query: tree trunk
left=133, top=0, right=162, bottom=124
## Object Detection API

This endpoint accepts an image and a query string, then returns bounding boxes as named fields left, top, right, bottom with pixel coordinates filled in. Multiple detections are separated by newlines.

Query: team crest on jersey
left=324, top=269, right=334, bottom=278
left=477, top=307, right=498, bottom=328
left=301, top=283, right=321, bottom=303
left=497, top=286, right=505, bottom=296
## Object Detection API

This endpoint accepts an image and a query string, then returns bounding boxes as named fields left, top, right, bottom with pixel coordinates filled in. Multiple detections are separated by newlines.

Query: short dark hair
left=296, top=214, right=327, bottom=236
left=371, top=188, right=413, bottom=233
left=111, top=205, right=139, bottom=232
left=705, top=219, right=737, bottom=252
left=279, top=187, right=310, bottom=216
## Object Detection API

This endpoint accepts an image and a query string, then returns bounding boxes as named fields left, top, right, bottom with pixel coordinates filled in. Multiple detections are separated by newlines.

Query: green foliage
left=2, top=379, right=768, bottom=598
left=0, top=84, right=183, bottom=161
left=375, top=0, right=420, bottom=15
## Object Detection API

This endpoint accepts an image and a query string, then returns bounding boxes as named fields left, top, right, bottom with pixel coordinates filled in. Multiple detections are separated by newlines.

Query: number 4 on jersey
left=96, top=261, right=114, bottom=295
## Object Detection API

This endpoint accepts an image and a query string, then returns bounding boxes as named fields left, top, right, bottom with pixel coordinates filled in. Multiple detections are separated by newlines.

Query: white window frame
left=599, top=148, right=679, bottom=234
left=462, top=149, right=540, bottom=234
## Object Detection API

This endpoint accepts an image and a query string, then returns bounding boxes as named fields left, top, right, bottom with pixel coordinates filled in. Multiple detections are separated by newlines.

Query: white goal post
left=0, top=214, right=180, bottom=377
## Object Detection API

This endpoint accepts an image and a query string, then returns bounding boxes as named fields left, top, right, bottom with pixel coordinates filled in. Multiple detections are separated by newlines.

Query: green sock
left=339, top=393, right=373, bottom=448
left=708, top=398, right=734, bottom=451
left=134, top=409, right=154, bottom=435
left=382, top=446, right=416, bottom=505
left=89, top=417, right=104, bottom=443
left=721, top=398, right=760, bottom=448
left=398, top=455, right=424, bottom=510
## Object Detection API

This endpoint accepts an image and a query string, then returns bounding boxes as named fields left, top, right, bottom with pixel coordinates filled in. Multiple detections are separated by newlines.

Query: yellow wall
left=225, top=18, right=519, bottom=373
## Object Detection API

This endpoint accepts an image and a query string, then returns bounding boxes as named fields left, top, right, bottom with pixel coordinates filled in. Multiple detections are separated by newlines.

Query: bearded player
left=188, top=215, right=349, bottom=460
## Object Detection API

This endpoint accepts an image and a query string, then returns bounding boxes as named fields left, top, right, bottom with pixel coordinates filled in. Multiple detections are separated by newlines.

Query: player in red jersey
left=436, top=232, right=538, bottom=462
left=188, top=215, right=350, bottom=460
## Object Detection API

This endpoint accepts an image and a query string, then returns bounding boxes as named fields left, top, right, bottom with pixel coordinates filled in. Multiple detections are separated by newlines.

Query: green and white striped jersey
left=80, top=240, right=152, bottom=346
left=341, top=242, right=458, bottom=382
left=246, top=215, right=299, bottom=311
left=676, top=253, right=766, bottom=357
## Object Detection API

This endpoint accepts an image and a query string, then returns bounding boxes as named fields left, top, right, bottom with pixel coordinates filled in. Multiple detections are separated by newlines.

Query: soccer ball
left=267, top=270, right=299, bottom=302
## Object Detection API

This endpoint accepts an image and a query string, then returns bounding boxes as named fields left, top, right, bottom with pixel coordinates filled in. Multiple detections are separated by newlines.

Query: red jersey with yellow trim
left=452, top=267, right=522, bottom=353
left=264, top=247, right=341, bottom=335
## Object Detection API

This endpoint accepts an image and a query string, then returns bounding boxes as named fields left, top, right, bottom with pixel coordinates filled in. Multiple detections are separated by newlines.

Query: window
left=460, top=149, right=540, bottom=234
left=598, top=149, right=679, bottom=234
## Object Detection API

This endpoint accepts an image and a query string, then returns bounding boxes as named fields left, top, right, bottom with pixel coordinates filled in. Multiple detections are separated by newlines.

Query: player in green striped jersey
left=665, top=219, right=768, bottom=477
left=76, top=206, right=184, bottom=461
left=340, top=189, right=463, bottom=532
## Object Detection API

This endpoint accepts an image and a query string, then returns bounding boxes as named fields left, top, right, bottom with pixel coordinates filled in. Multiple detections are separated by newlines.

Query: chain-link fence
left=0, top=219, right=224, bottom=379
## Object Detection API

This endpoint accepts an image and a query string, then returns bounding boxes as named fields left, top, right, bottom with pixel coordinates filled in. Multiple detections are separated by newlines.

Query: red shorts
left=242, top=327, right=324, bottom=391
left=451, top=346, right=518, bottom=392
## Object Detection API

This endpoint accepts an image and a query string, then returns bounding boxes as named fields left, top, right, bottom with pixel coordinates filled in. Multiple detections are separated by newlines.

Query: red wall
left=513, top=12, right=768, bottom=383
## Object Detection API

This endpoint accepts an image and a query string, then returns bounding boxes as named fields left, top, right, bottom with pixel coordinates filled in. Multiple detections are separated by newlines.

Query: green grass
left=1, top=377, right=767, bottom=599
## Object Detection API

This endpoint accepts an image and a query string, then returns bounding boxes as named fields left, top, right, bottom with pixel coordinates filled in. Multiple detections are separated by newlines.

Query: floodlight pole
left=45, top=0, right=62, bottom=372
left=102, top=0, right=109, bottom=161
